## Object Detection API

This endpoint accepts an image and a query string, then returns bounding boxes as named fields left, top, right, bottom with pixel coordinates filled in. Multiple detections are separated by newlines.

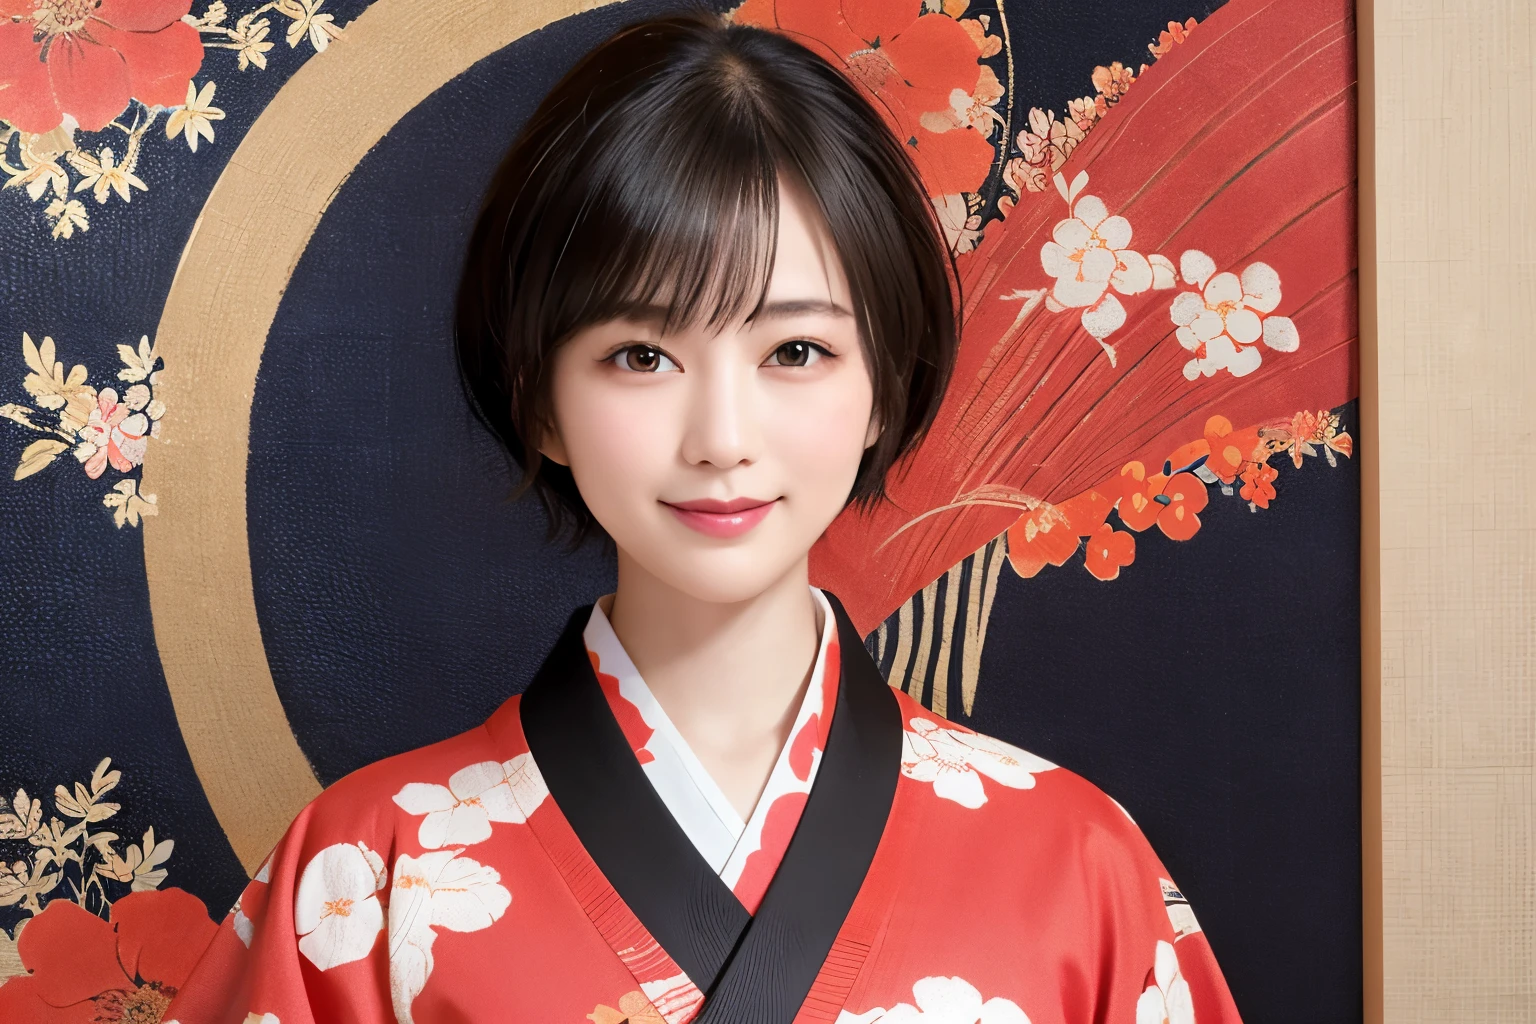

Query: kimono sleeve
left=1080, top=795, right=1244, bottom=1024
left=164, top=783, right=399, bottom=1024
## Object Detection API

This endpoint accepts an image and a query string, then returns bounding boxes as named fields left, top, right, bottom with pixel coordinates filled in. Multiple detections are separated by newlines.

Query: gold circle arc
left=142, top=0, right=628, bottom=874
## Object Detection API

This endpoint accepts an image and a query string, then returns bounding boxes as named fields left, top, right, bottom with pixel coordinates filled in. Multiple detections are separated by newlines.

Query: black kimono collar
left=519, top=590, right=901, bottom=1022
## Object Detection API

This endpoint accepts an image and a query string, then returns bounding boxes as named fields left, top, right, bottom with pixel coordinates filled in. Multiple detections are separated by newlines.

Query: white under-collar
left=581, top=587, right=839, bottom=898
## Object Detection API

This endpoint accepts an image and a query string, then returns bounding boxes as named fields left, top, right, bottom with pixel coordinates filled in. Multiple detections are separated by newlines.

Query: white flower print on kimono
left=389, top=848, right=512, bottom=1024
left=391, top=752, right=548, bottom=849
left=231, top=905, right=253, bottom=947
left=901, top=719, right=1056, bottom=809
left=232, top=895, right=255, bottom=948
left=232, top=856, right=272, bottom=948
left=1137, top=940, right=1195, bottom=1024
left=837, top=976, right=1032, bottom=1023
left=294, top=841, right=387, bottom=970
left=1040, top=193, right=1151, bottom=310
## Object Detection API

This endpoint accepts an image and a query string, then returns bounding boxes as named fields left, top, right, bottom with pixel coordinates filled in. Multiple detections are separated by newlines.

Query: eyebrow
left=749, top=298, right=854, bottom=321
left=612, top=298, right=854, bottom=326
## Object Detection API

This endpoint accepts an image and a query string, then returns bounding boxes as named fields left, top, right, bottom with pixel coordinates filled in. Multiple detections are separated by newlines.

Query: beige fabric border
left=1372, top=0, right=1535, bottom=1020
left=142, top=0, right=628, bottom=874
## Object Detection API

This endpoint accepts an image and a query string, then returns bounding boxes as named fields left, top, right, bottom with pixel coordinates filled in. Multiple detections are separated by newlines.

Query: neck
left=605, top=554, right=822, bottom=820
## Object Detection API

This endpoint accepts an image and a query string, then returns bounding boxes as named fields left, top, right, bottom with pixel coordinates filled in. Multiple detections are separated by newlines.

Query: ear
left=536, top=417, right=571, bottom=467
left=863, top=412, right=883, bottom=451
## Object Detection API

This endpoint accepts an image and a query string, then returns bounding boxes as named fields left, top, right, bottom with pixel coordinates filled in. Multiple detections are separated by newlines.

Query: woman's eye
left=613, top=345, right=678, bottom=373
left=767, top=340, right=825, bottom=367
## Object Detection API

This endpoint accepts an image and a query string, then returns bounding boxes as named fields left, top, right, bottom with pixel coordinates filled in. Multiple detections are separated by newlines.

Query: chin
left=658, top=554, right=803, bottom=606
left=622, top=528, right=817, bottom=607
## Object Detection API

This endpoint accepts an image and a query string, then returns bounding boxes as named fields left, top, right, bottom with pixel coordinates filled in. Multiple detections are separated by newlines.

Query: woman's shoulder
left=320, top=705, right=515, bottom=802
left=274, top=698, right=528, bottom=856
left=889, top=688, right=1150, bottom=845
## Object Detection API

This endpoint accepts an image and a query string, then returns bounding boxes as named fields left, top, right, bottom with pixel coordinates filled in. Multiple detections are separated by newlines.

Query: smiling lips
left=662, top=496, right=778, bottom=539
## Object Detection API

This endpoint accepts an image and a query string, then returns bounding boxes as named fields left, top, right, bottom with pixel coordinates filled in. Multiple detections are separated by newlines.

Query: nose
left=679, top=349, right=759, bottom=470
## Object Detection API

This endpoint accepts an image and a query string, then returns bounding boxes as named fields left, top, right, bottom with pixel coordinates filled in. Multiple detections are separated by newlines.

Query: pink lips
left=662, top=496, right=778, bottom=539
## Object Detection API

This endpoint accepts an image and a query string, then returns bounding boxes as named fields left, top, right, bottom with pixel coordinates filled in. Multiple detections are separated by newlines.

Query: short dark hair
left=455, top=5, right=961, bottom=543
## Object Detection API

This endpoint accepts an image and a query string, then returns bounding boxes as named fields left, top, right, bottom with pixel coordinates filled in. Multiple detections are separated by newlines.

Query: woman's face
left=541, top=176, right=877, bottom=605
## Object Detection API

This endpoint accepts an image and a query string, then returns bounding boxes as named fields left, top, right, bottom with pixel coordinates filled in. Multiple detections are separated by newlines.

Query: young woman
left=165, top=10, right=1242, bottom=1023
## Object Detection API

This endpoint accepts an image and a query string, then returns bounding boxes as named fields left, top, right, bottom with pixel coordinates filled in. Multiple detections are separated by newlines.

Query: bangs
left=536, top=74, right=795, bottom=344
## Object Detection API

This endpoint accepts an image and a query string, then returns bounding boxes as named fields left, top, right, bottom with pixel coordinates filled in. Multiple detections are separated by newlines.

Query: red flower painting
left=1202, top=416, right=1264, bottom=485
left=1005, top=489, right=1111, bottom=579
left=1083, top=523, right=1135, bottom=581
left=732, top=0, right=995, bottom=196
left=0, top=888, right=217, bottom=1023
left=0, top=0, right=204, bottom=134
left=1239, top=462, right=1278, bottom=509
left=1155, top=472, right=1208, bottom=542
left=1111, top=462, right=1169, bottom=534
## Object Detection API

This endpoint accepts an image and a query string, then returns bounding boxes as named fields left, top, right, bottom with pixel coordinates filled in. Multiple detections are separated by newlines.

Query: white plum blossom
left=294, top=841, right=387, bottom=970
left=1040, top=190, right=1151, bottom=307
left=900, top=718, right=1056, bottom=809
left=233, top=856, right=273, bottom=947
left=836, top=976, right=1032, bottom=1023
left=232, top=892, right=256, bottom=948
left=1169, top=249, right=1299, bottom=380
left=1136, top=940, right=1195, bottom=1024
left=389, top=849, right=512, bottom=1024
left=1038, top=172, right=1174, bottom=364
left=391, top=753, right=548, bottom=849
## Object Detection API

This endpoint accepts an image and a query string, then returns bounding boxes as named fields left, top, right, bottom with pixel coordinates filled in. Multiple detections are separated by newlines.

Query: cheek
left=551, top=376, right=676, bottom=509
left=769, top=371, right=874, bottom=492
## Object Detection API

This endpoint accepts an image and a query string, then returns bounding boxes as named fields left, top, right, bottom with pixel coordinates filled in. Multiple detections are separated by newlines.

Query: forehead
left=765, top=176, right=851, bottom=304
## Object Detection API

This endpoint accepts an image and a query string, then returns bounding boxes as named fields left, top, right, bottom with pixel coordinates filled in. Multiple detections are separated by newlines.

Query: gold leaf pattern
left=0, top=759, right=172, bottom=921
left=14, top=438, right=67, bottom=480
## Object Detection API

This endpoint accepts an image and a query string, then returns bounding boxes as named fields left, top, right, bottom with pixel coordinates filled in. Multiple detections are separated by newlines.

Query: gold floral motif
left=2, top=333, right=167, bottom=527
left=0, top=758, right=173, bottom=923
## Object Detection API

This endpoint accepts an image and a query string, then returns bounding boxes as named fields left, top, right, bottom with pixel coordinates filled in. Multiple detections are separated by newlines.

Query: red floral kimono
left=163, top=589, right=1243, bottom=1024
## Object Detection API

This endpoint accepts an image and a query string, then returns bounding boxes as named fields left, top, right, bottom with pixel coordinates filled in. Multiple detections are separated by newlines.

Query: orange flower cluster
left=1148, top=18, right=1198, bottom=60
left=1281, top=409, right=1354, bottom=469
left=1090, top=62, right=1137, bottom=118
left=998, top=16, right=1201, bottom=214
left=1005, top=410, right=1354, bottom=582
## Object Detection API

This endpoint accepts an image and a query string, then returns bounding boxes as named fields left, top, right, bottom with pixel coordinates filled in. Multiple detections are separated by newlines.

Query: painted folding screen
left=0, top=0, right=1360, bottom=1019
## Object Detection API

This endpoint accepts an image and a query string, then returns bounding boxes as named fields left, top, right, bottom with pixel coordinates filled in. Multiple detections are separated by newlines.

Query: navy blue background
left=0, top=0, right=1357, bottom=1020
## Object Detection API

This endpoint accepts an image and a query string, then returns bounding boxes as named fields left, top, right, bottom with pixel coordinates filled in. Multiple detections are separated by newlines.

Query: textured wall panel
left=1372, top=0, right=1536, bottom=1019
